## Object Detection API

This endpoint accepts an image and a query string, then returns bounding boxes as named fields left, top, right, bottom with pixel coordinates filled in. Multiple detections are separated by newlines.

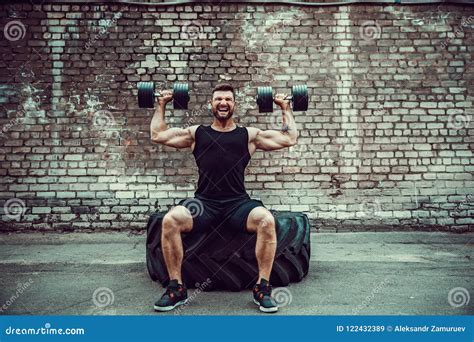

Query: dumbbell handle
left=256, top=94, right=293, bottom=100
left=154, top=90, right=173, bottom=97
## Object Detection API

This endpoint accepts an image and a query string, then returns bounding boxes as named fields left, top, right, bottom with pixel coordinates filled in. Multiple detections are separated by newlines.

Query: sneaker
left=154, top=279, right=188, bottom=312
left=252, top=278, right=278, bottom=313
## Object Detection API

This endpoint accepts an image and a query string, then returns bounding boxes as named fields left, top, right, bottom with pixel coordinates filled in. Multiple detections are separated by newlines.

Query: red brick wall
left=0, top=2, right=473, bottom=231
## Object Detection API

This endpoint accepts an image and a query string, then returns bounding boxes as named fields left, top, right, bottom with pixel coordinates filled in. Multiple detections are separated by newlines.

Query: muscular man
left=151, top=83, right=297, bottom=313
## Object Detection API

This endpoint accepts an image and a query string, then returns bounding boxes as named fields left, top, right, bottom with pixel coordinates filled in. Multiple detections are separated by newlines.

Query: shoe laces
left=254, top=282, right=272, bottom=298
left=164, top=285, right=182, bottom=299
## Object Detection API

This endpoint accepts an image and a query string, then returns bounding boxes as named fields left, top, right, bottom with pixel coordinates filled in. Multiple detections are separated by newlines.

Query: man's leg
left=161, top=205, right=193, bottom=284
left=154, top=205, right=193, bottom=312
left=246, top=206, right=277, bottom=283
left=246, top=206, right=279, bottom=313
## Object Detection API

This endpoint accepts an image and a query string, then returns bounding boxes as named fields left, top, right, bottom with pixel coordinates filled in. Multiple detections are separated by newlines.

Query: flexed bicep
left=151, top=126, right=197, bottom=149
left=250, top=127, right=297, bottom=152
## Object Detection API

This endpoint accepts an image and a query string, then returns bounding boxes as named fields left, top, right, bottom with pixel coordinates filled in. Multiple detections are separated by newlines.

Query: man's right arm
left=150, top=91, right=196, bottom=149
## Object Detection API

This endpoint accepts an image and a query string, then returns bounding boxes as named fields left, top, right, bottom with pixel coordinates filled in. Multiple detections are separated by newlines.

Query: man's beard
left=212, top=108, right=233, bottom=121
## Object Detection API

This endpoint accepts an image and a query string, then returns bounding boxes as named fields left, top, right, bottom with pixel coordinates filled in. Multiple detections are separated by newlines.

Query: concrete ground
left=0, top=231, right=472, bottom=316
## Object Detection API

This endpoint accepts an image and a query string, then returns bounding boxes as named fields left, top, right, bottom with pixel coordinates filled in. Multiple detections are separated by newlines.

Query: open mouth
left=217, top=106, right=229, bottom=114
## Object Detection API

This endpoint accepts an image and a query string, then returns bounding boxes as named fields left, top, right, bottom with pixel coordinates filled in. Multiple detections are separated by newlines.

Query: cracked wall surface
left=0, top=2, right=473, bottom=231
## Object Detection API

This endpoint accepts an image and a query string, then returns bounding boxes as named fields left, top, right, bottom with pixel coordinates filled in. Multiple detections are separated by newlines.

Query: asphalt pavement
left=0, top=231, right=472, bottom=315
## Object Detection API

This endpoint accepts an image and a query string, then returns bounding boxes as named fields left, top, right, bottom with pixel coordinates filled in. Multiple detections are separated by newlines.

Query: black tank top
left=193, top=125, right=250, bottom=200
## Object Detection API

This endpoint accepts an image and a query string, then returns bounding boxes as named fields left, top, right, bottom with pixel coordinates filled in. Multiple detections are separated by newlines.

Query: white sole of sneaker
left=154, top=299, right=188, bottom=312
left=253, top=299, right=278, bottom=313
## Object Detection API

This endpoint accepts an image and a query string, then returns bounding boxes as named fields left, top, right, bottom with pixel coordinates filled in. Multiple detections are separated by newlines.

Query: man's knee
left=162, top=205, right=193, bottom=236
left=247, top=207, right=276, bottom=234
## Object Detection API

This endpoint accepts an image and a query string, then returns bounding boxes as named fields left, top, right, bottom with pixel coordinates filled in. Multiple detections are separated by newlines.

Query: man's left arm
left=250, top=94, right=298, bottom=151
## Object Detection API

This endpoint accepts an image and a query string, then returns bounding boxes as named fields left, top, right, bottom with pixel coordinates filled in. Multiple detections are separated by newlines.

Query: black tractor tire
left=146, top=210, right=311, bottom=291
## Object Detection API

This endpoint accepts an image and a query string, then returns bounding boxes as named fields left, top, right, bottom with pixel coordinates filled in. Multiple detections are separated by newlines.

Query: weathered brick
left=0, top=2, right=471, bottom=233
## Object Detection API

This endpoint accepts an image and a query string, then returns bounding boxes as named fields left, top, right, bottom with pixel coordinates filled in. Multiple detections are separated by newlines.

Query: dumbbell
left=137, top=82, right=190, bottom=109
left=256, top=85, right=309, bottom=113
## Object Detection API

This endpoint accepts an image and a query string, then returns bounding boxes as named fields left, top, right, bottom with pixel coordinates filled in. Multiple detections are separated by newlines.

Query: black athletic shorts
left=177, top=194, right=265, bottom=234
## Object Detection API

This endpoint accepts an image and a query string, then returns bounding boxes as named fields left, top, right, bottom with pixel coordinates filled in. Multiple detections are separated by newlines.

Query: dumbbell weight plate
left=291, top=85, right=308, bottom=112
left=138, top=82, right=155, bottom=108
left=257, top=86, right=273, bottom=113
left=173, top=83, right=190, bottom=110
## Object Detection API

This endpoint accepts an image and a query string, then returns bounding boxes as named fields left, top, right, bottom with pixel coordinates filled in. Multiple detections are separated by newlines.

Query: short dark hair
left=212, top=83, right=235, bottom=99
